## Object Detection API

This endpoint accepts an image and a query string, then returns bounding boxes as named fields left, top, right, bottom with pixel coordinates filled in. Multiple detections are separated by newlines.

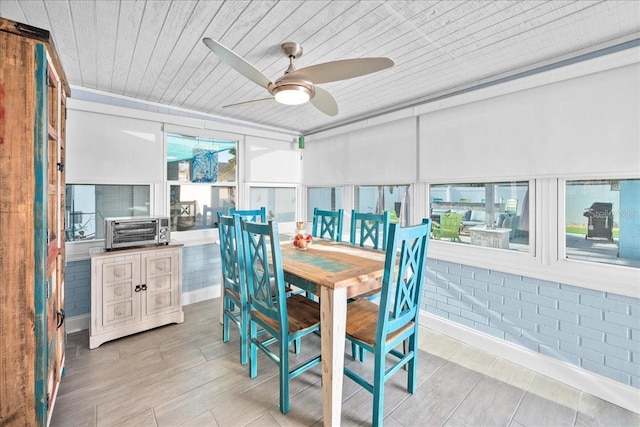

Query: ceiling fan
left=202, top=38, right=394, bottom=116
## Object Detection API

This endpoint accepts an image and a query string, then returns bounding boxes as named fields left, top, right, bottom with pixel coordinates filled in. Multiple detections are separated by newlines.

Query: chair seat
left=346, top=298, right=414, bottom=347
left=224, top=287, right=241, bottom=301
left=251, top=293, right=320, bottom=335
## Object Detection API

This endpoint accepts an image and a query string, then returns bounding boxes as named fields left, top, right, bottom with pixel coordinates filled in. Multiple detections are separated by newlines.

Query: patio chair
left=312, top=208, right=344, bottom=241
left=433, top=212, right=462, bottom=242
left=343, top=219, right=431, bottom=426
left=240, top=219, right=321, bottom=414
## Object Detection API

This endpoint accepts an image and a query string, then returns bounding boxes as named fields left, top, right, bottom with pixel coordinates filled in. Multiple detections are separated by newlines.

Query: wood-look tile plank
left=118, top=409, right=158, bottom=427
left=575, top=392, right=640, bottom=427
left=444, top=376, right=524, bottom=426
left=512, top=391, right=577, bottom=427
left=389, top=361, right=483, bottom=426
left=96, top=358, right=231, bottom=425
left=484, top=358, right=536, bottom=390
left=179, top=410, right=219, bottom=427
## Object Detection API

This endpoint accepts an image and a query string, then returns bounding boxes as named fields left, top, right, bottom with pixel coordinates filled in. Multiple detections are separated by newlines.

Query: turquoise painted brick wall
left=181, top=244, right=220, bottom=292
left=64, top=259, right=91, bottom=317
left=64, top=244, right=221, bottom=317
left=423, top=259, right=640, bottom=389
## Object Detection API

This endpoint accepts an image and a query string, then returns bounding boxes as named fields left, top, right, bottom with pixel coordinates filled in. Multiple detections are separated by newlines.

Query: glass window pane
left=249, top=187, right=296, bottom=222
left=170, top=184, right=235, bottom=231
left=65, top=184, right=150, bottom=241
left=166, top=133, right=236, bottom=183
left=429, top=181, right=529, bottom=252
left=566, top=179, right=639, bottom=267
left=355, top=185, right=410, bottom=225
left=307, top=187, right=343, bottom=221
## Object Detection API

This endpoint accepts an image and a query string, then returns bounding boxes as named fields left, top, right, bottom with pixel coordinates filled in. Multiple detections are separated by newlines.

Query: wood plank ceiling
left=1, top=1, right=639, bottom=134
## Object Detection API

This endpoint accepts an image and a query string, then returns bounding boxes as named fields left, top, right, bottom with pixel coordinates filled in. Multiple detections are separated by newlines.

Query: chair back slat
left=312, top=208, right=344, bottom=242
left=241, top=220, right=287, bottom=328
left=376, top=219, right=431, bottom=338
left=350, top=210, right=390, bottom=250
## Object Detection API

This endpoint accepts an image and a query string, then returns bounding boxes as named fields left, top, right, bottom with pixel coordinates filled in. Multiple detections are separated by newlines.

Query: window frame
left=163, top=126, right=240, bottom=245
left=423, top=178, right=636, bottom=298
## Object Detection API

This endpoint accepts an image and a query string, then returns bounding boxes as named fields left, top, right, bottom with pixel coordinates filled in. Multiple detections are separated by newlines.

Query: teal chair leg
left=351, top=342, right=367, bottom=362
left=280, top=339, right=290, bottom=414
left=240, top=307, right=248, bottom=366
left=250, top=322, right=259, bottom=379
left=407, top=337, right=417, bottom=393
left=372, top=352, right=385, bottom=427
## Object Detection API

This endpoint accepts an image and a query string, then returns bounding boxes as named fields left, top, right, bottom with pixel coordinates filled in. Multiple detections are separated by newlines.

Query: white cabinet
left=90, top=244, right=184, bottom=349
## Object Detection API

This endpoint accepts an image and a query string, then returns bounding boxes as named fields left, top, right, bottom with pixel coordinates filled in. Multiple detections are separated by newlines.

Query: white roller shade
left=304, top=117, right=417, bottom=185
left=66, top=110, right=163, bottom=183
left=244, top=136, right=299, bottom=183
left=419, top=63, right=640, bottom=181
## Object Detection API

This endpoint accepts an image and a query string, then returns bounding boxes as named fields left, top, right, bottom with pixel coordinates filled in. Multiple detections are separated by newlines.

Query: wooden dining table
left=279, top=238, right=387, bottom=427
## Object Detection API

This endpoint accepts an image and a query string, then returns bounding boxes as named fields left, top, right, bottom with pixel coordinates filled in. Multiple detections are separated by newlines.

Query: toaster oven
left=104, top=217, right=170, bottom=250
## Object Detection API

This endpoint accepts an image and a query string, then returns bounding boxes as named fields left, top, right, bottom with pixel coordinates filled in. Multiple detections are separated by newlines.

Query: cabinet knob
left=135, top=285, right=141, bottom=292
left=141, top=284, right=147, bottom=291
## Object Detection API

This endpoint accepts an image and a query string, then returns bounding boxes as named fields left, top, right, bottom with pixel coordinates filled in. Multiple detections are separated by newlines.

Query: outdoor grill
left=583, top=202, right=614, bottom=241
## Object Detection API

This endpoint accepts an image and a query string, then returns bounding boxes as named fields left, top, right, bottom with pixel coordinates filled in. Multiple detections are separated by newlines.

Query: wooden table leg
left=320, top=286, right=347, bottom=427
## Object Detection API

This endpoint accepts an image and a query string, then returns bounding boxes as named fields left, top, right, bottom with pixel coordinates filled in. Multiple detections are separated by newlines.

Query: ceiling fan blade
left=222, top=97, right=274, bottom=108
left=287, top=57, right=394, bottom=84
left=203, top=38, right=272, bottom=89
left=311, top=87, right=338, bottom=116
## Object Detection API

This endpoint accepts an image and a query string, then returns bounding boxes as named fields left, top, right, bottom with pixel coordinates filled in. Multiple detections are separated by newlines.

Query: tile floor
left=51, top=300, right=640, bottom=426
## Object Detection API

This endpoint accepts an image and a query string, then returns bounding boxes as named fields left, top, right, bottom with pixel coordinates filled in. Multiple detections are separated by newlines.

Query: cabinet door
left=45, top=60, right=66, bottom=419
left=45, top=255, right=64, bottom=413
left=142, top=249, right=180, bottom=318
left=95, top=255, right=141, bottom=332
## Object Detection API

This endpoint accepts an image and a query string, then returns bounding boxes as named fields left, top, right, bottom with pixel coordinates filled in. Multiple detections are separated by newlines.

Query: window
left=355, top=185, right=410, bottom=224
left=429, top=181, right=529, bottom=251
left=307, top=187, right=343, bottom=221
left=169, top=184, right=234, bottom=231
left=65, top=184, right=150, bottom=241
left=249, top=187, right=296, bottom=222
left=565, top=179, right=639, bottom=267
left=166, top=132, right=237, bottom=231
left=166, top=133, right=236, bottom=183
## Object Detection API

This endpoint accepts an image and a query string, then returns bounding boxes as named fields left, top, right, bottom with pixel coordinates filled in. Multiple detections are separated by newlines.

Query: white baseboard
left=66, top=313, right=90, bottom=333
left=420, top=312, right=640, bottom=414
left=182, top=285, right=221, bottom=306
left=65, top=285, right=222, bottom=334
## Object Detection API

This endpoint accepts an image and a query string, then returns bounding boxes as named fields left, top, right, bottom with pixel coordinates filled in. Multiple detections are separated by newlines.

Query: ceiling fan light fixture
left=273, top=84, right=312, bottom=105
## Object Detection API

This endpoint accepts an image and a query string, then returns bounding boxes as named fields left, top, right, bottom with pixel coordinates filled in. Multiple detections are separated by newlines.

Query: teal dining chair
left=312, top=208, right=344, bottom=242
left=348, top=210, right=391, bottom=361
left=217, top=213, right=249, bottom=365
left=343, top=219, right=432, bottom=427
left=349, top=210, right=390, bottom=250
left=229, top=206, right=266, bottom=222
left=240, top=219, right=322, bottom=414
